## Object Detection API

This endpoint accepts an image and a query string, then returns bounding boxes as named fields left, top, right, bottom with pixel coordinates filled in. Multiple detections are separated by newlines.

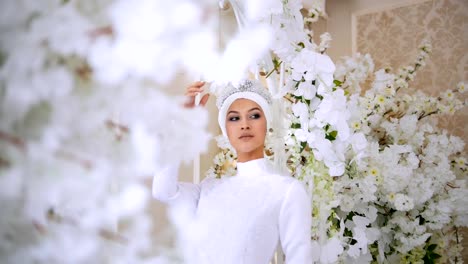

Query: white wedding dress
left=153, top=158, right=312, bottom=264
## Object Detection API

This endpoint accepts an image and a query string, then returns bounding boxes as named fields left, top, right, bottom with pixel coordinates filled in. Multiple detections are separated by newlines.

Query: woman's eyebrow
left=228, top=108, right=261, bottom=115
left=248, top=107, right=261, bottom=112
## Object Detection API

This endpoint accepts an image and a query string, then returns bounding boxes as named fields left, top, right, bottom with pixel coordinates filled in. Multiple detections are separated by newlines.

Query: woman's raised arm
left=152, top=81, right=210, bottom=204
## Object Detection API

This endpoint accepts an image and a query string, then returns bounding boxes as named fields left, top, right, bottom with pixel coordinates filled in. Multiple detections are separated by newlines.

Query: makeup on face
left=225, top=99, right=267, bottom=161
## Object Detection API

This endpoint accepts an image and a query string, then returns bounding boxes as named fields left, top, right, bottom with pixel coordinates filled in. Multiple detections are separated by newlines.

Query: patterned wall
left=354, top=0, right=467, bottom=145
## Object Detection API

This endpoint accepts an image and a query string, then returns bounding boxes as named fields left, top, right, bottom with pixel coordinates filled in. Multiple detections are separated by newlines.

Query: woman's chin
left=234, top=144, right=263, bottom=157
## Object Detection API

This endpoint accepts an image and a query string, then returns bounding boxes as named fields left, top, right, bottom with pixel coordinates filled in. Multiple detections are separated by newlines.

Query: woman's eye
left=228, top=116, right=240, bottom=121
left=250, top=113, right=261, bottom=119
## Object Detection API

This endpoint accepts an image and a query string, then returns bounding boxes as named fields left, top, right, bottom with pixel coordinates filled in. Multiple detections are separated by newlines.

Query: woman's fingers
left=185, top=88, right=204, bottom=96
left=192, top=81, right=205, bottom=87
left=199, top=93, right=210, bottom=106
left=185, top=82, right=205, bottom=96
left=184, top=81, right=208, bottom=108
left=183, top=98, right=195, bottom=108
left=186, top=81, right=205, bottom=91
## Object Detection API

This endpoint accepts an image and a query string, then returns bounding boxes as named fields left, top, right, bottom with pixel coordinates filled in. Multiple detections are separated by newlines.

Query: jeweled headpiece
left=216, top=80, right=272, bottom=109
left=217, top=80, right=272, bottom=137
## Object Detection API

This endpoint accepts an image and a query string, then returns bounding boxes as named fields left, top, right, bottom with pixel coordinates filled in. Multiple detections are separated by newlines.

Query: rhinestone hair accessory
left=216, top=80, right=272, bottom=109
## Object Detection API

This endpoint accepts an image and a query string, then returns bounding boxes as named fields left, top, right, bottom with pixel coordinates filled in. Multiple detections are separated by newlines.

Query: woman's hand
left=184, top=81, right=210, bottom=108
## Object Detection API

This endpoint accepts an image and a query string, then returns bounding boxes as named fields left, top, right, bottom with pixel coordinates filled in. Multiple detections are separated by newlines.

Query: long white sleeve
left=152, top=165, right=179, bottom=202
left=279, top=180, right=313, bottom=264
left=152, top=165, right=200, bottom=206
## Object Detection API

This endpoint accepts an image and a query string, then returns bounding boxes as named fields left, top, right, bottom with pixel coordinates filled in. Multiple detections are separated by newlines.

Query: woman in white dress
left=153, top=80, right=312, bottom=264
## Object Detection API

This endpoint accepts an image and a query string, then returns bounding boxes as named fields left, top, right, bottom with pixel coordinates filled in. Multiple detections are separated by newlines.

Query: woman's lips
left=239, top=134, right=254, bottom=140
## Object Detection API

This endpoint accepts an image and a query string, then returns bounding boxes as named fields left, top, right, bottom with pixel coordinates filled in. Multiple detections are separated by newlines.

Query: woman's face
left=225, top=98, right=266, bottom=159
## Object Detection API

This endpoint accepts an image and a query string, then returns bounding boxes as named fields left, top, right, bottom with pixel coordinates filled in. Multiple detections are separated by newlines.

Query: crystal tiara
left=215, top=80, right=272, bottom=109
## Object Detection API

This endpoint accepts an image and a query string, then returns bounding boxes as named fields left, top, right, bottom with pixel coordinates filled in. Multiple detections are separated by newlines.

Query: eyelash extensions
left=228, top=112, right=262, bottom=122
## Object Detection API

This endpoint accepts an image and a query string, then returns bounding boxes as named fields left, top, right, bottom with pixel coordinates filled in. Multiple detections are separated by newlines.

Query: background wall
left=326, top=0, right=467, bottom=142
left=326, top=0, right=432, bottom=60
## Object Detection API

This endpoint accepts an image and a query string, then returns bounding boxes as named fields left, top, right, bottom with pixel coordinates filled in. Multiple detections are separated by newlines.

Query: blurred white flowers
left=0, top=0, right=278, bottom=262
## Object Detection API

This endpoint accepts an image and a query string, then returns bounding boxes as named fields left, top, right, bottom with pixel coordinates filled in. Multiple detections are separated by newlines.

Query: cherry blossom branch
left=0, top=131, right=26, bottom=151
left=55, top=149, right=94, bottom=170
left=33, top=208, right=128, bottom=244
left=87, top=26, right=114, bottom=40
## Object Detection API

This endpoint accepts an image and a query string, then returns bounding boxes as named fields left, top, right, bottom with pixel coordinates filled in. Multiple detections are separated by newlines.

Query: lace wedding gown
left=153, top=158, right=312, bottom=264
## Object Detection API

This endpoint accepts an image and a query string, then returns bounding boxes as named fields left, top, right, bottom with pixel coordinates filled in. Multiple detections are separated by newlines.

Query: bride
left=153, top=80, right=312, bottom=264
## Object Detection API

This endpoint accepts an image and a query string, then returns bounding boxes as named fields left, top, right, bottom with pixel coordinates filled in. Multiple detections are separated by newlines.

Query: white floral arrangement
left=325, top=43, right=467, bottom=263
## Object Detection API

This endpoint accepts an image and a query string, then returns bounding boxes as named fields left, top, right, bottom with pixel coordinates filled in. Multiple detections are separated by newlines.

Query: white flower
left=373, top=69, right=394, bottom=93
left=291, top=101, right=309, bottom=128
left=315, top=90, right=351, bottom=141
left=442, top=89, right=455, bottom=100
left=328, top=161, right=345, bottom=176
left=293, top=128, right=309, bottom=142
left=351, top=121, right=361, bottom=130
left=350, top=132, right=367, bottom=153
left=245, top=0, right=283, bottom=21
left=318, top=32, right=332, bottom=52
left=315, top=237, right=344, bottom=264
left=454, top=157, right=467, bottom=169
left=374, top=94, right=386, bottom=106
left=457, top=82, right=466, bottom=93
left=305, top=8, right=320, bottom=23
left=290, top=49, right=335, bottom=85
left=334, top=53, right=374, bottom=93
left=293, top=80, right=317, bottom=99
left=399, top=114, right=418, bottom=138
left=393, top=193, right=414, bottom=211
left=215, top=135, right=234, bottom=151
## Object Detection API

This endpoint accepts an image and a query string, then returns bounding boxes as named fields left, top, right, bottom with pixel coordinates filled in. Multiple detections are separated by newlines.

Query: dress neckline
left=236, top=158, right=269, bottom=176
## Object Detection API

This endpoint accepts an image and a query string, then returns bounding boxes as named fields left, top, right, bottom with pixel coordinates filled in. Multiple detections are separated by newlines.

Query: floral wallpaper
left=355, top=0, right=467, bottom=146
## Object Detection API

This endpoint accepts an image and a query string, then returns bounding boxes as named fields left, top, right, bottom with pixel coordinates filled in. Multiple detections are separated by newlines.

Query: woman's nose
left=241, top=120, right=250, bottom=130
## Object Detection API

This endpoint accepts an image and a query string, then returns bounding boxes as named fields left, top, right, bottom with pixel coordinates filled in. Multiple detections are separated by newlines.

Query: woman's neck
left=237, top=148, right=264, bottom=163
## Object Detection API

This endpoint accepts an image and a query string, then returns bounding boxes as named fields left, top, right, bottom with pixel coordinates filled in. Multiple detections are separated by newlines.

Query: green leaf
left=273, top=57, right=281, bottom=68
left=0, top=50, right=6, bottom=67
left=300, top=141, right=307, bottom=152
left=418, top=216, right=426, bottom=225
left=291, top=123, right=301, bottom=129
left=297, top=42, right=305, bottom=49
left=333, top=80, right=343, bottom=87
left=325, top=130, right=338, bottom=141
left=427, top=244, right=437, bottom=252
